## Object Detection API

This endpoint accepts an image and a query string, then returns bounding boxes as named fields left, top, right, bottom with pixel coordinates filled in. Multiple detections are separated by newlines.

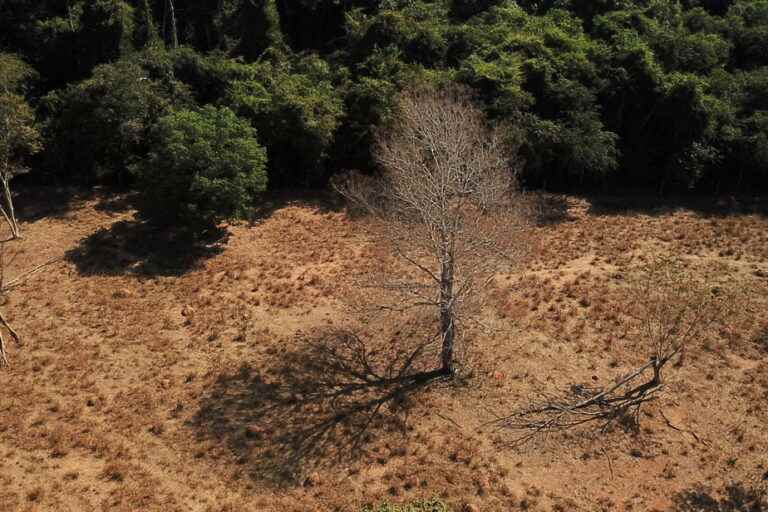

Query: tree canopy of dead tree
left=334, top=84, right=530, bottom=375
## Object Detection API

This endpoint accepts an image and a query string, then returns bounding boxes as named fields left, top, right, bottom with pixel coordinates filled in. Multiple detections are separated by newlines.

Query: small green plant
left=361, top=497, right=451, bottom=512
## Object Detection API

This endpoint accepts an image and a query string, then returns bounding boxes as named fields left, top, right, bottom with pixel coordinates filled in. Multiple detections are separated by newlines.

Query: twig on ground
left=492, top=358, right=664, bottom=448
left=660, top=410, right=707, bottom=445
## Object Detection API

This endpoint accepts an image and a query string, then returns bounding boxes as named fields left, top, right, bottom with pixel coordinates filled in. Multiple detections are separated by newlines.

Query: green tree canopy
left=136, top=106, right=268, bottom=228
left=225, top=54, right=344, bottom=187
left=3, top=0, right=768, bottom=193
left=41, top=55, right=188, bottom=184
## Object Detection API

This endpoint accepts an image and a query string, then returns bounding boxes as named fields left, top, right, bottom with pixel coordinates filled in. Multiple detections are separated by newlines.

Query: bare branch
left=0, top=244, right=59, bottom=367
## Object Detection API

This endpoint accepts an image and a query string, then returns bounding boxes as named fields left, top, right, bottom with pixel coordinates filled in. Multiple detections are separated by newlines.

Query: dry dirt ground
left=1, top=188, right=767, bottom=512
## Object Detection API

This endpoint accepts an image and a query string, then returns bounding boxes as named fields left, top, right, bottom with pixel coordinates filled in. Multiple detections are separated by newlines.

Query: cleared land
left=1, top=189, right=767, bottom=511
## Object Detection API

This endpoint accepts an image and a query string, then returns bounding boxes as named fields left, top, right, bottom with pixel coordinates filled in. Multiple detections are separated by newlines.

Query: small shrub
left=361, top=497, right=451, bottom=512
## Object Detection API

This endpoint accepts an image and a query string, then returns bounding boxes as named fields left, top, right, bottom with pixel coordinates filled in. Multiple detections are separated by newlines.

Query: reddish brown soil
left=1, top=189, right=766, bottom=511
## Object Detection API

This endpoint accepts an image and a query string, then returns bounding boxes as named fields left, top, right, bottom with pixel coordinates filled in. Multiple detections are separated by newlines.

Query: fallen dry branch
left=1, top=256, right=60, bottom=292
left=495, top=255, right=738, bottom=448
left=494, top=358, right=667, bottom=448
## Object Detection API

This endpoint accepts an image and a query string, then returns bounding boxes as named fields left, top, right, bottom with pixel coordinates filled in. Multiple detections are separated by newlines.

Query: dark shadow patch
left=65, top=219, right=227, bottom=277
left=93, top=192, right=137, bottom=215
left=247, top=188, right=345, bottom=224
left=15, top=186, right=94, bottom=223
left=586, top=194, right=768, bottom=219
left=672, top=482, right=767, bottom=511
left=753, top=326, right=768, bottom=354
left=16, top=185, right=139, bottom=223
left=190, top=329, right=447, bottom=486
left=525, top=192, right=574, bottom=226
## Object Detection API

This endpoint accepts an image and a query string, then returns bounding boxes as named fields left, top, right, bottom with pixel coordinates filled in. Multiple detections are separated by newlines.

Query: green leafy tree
left=347, top=4, right=450, bottom=68
left=226, top=55, right=344, bottom=187
left=42, top=56, right=185, bottom=184
left=452, top=4, right=619, bottom=186
left=78, top=0, right=135, bottom=72
left=331, top=75, right=399, bottom=171
left=134, top=0, right=160, bottom=49
left=136, top=106, right=267, bottom=228
left=4, top=0, right=768, bottom=193
left=450, top=0, right=505, bottom=20
left=329, top=42, right=430, bottom=171
left=0, top=54, right=41, bottom=239
left=272, top=0, right=378, bottom=53
left=727, top=0, right=768, bottom=69
left=0, top=1, right=82, bottom=90
left=166, top=49, right=255, bottom=104
left=0, top=53, right=39, bottom=94
left=717, top=67, right=768, bottom=188
left=177, top=0, right=285, bottom=59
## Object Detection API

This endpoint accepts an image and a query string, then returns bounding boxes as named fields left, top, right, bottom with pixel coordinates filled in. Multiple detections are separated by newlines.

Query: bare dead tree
left=334, top=85, right=530, bottom=376
left=495, top=255, right=737, bottom=447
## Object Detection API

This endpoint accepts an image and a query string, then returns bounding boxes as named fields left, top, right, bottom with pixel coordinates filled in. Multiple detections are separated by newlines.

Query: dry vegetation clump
left=1, top=189, right=767, bottom=511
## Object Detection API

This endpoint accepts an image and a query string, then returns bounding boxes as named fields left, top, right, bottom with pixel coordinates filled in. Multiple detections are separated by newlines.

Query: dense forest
left=3, top=3, right=768, bottom=510
left=2, top=0, right=768, bottom=224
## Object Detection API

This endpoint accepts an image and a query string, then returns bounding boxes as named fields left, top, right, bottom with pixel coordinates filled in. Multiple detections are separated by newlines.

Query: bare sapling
left=334, top=85, right=530, bottom=376
left=495, top=255, right=737, bottom=447
left=0, top=243, right=59, bottom=367
left=0, top=243, right=20, bottom=366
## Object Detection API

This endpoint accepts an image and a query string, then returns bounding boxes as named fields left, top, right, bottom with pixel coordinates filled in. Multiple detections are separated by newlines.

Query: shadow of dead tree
left=190, top=329, right=448, bottom=486
left=65, top=219, right=228, bottom=277
left=753, top=325, right=768, bottom=353
left=672, top=481, right=768, bottom=511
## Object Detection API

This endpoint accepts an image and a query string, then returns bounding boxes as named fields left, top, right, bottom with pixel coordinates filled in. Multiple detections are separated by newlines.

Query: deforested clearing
left=1, top=189, right=766, bottom=512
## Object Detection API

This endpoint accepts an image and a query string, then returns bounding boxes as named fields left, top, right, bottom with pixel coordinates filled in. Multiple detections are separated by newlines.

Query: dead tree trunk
left=495, top=256, right=737, bottom=447
left=0, top=242, right=60, bottom=367
left=439, top=249, right=455, bottom=374
left=164, top=0, right=179, bottom=49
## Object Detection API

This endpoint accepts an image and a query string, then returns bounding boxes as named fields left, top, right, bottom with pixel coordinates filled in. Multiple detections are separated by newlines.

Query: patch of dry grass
left=0, top=190, right=766, bottom=511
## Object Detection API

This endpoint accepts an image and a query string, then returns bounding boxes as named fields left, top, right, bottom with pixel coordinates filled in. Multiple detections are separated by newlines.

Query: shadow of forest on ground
left=65, top=219, right=228, bottom=277
left=672, top=481, right=767, bottom=511
left=63, top=188, right=346, bottom=277
left=585, top=193, right=768, bottom=219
